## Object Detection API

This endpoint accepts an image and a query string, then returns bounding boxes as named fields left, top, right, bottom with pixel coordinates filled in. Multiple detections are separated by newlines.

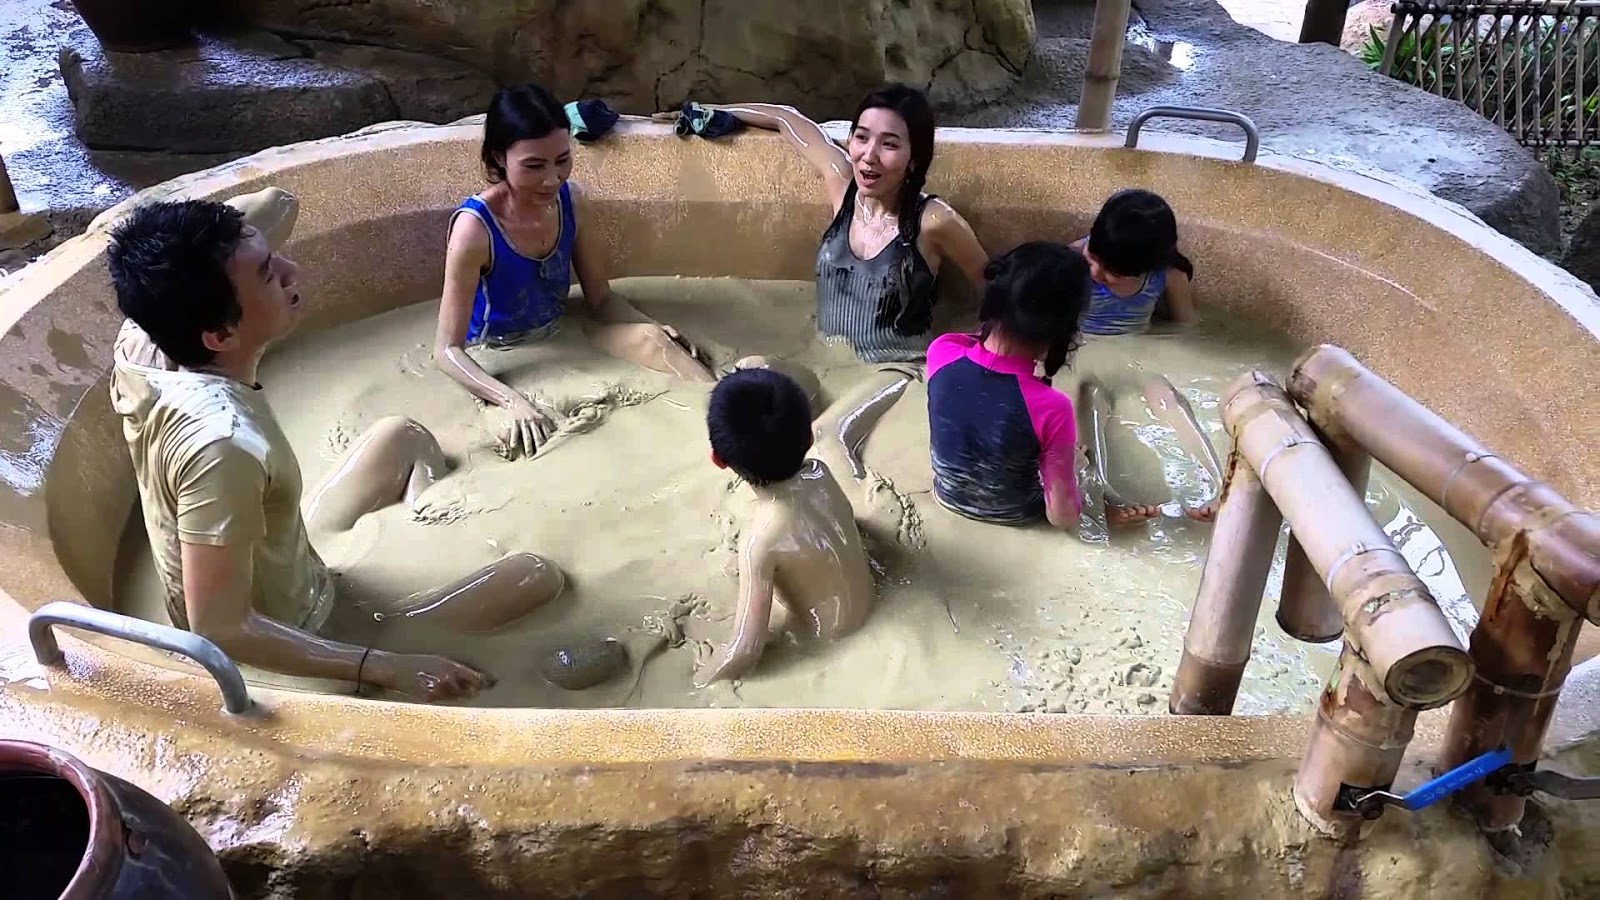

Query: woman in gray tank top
left=697, top=86, right=991, bottom=483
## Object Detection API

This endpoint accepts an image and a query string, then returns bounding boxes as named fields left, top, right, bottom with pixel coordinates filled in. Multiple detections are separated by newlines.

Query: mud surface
left=106, top=277, right=1486, bottom=714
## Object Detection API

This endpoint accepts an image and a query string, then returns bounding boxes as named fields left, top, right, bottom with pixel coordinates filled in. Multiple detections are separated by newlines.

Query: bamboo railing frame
left=1288, top=344, right=1598, bottom=832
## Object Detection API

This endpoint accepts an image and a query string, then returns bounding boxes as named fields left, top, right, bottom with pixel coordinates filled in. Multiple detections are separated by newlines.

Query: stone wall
left=211, top=0, right=1035, bottom=118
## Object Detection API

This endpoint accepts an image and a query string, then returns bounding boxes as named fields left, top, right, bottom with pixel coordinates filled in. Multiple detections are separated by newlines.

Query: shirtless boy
left=697, top=368, right=874, bottom=686
left=106, top=189, right=559, bottom=702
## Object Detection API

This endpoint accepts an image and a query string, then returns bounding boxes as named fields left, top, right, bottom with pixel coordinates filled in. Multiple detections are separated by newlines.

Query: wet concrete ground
left=0, top=0, right=241, bottom=272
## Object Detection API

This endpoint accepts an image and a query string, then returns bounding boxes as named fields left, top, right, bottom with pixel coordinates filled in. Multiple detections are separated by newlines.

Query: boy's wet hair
left=707, top=368, right=813, bottom=487
left=1087, top=188, right=1195, bottom=279
left=481, top=82, right=567, bottom=183
left=978, top=241, right=1092, bottom=384
left=107, top=199, right=247, bottom=368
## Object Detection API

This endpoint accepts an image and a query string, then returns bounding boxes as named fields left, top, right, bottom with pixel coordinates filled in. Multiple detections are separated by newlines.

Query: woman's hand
left=485, top=395, right=558, bottom=460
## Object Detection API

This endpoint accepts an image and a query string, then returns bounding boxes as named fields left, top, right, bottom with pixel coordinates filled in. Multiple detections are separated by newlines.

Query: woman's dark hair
left=481, top=83, right=568, bottom=183
left=976, top=241, right=1092, bottom=385
left=1086, top=189, right=1195, bottom=280
left=850, top=84, right=936, bottom=248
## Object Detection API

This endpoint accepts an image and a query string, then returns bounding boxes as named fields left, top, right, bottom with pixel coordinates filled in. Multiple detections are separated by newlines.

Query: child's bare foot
left=1107, top=502, right=1163, bottom=526
left=1183, top=499, right=1219, bottom=523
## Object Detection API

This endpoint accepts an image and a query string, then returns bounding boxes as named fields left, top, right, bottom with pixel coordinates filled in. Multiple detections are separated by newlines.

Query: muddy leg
left=1140, top=375, right=1223, bottom=522
left=383, top=552, right=566, bottom=634
left=729, top=355, right=825, bottom=419
left=811, top=367, right=918, bottom=482
left=1077, top=376, right=1162, bottom=526
left=304, top=416, right=449, bottom=532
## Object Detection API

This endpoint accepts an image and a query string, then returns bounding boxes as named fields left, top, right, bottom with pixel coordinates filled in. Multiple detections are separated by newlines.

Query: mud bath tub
left=108, top=278, right=1485, bottom=716
left=1, top=120, right=1597, bottom=896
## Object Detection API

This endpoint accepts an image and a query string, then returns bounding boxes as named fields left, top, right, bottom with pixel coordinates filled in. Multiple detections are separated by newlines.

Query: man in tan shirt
left=105, top=189, right=557, bottom=702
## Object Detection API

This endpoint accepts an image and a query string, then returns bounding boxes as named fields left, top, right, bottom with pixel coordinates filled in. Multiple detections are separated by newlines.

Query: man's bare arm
left=180, top=541, right=487, bottom=700
left=696, top=532, right=778, bottom=686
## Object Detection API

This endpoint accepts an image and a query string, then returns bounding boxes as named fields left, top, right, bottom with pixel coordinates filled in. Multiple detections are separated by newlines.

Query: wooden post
left=1170, top=449, right=1283, bottom=714
left=1300, top=0, right=1352, bottom=46
left=1225, top=371, right=1472, bottom=710
left=0, top=151, right=18, bottom=215
left=1076, top=0, right=1134, bottom=131
left=1278, top=429, right=1369, bottom=644
left=1295, top=644, right=1419, bottom=838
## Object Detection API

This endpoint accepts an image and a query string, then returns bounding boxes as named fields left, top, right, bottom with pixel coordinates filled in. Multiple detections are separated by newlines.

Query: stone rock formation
left=1341, top=0, right=1396, bottom=53
left=210, top=0, right=1036, bottom=118
left=958, top=0, right=1562, bottom=254
left=59, top=30, right=496, bottom=153
left=1560, top=204, right=1600, bottom=292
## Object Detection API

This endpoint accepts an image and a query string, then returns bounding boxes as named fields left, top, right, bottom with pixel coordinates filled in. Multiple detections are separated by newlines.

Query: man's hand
left=368, top=652, right=492, bottom=702
left=485, top=395, right=558, bottom=460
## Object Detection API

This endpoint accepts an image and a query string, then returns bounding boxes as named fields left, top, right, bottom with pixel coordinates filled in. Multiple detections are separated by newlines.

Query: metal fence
left=1381, top=2, right=1600, bottom=149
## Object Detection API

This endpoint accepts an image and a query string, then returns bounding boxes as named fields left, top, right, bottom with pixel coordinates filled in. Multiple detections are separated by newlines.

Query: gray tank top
left=814, top=182, right=938, bottom=363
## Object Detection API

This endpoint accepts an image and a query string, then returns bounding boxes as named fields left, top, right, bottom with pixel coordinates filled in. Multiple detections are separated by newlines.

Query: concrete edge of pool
left=0, top=119, right=1596, bottom=893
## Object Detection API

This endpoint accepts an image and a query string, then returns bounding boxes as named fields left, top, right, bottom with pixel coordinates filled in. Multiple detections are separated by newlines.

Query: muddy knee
left=305, top=416, right=447, bottom=531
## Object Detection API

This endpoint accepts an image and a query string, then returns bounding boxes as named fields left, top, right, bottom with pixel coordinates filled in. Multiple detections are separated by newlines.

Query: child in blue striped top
left=1071, top=189, right=1196, bottom=335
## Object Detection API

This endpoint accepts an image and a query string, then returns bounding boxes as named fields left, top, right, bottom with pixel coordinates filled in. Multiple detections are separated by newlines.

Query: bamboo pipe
left=0, top=152, right=18, bottom=215
left=1289, top=344, right=1599, bottom=624
left=1170, top=450, right=1283, bottom=714
left=1294, top=643, right=1419, bottom=838
left=1278, top=427, right=1369, bottom=644
left=1223, top=371, right=1472, bottom=710
left=1075, top=0, right=1134, bottom=131
left=1437, top=534, right=1586, bottom=831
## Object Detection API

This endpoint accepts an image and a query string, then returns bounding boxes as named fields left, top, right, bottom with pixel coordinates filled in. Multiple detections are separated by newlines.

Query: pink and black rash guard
left=925, top=333, right=1080, bottom=525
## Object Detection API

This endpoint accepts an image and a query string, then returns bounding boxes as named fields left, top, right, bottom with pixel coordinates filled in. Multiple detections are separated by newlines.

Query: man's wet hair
left=107, top=199, right=247, bottom=368
left=707, top=368, right=813, bottom=486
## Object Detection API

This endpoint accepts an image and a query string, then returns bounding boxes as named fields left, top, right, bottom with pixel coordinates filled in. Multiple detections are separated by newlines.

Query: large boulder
left=1560, top=204, right=1600, bottom=291
left=212, top=0, right=1035, bottom=118
left=956, top=0, right=1561, bottom=255
left=59, top=29, right=496, bottom=153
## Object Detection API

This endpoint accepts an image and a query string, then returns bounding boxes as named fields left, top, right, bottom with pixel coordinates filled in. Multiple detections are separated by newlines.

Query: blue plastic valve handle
left=1401, top=748, right=1516, bottom=811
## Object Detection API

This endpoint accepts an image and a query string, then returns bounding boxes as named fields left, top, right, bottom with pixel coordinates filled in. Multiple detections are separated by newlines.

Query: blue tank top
left=452, top=185, right=576, bottom=347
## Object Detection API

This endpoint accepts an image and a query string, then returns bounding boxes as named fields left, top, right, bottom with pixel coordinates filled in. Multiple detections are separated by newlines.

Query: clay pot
left=67, top=0, right=193, bottom=53
left=0, top=740, right=232, bottom=900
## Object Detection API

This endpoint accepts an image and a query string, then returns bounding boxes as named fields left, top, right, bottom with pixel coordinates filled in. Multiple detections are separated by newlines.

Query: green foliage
left=1361, top=15, right=1600, bottom=143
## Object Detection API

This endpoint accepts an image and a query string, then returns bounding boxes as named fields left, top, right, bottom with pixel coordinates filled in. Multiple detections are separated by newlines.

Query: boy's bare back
left=697, top=458, right=873, bottom=685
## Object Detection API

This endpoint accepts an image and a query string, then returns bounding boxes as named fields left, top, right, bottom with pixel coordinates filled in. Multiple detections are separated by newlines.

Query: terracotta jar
left=0, top=740, right=233, bottom=899
left=66, top=0, right=193, bottom=53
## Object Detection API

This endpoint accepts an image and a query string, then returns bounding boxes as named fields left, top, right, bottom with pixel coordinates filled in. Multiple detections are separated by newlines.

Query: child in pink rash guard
left=925, top=242, right=1091, bottom=527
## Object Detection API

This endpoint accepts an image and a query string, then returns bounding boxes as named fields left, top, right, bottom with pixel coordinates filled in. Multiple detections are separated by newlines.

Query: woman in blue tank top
left=436, top=83, right=715, bottom=461
left=681, top=86, right=992, bottom=484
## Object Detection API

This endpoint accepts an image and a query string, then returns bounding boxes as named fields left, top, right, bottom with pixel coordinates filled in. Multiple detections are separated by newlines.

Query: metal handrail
left=1125, top=105, right=1261, bottom=163
left=29, top=601, right=253, bottom=714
